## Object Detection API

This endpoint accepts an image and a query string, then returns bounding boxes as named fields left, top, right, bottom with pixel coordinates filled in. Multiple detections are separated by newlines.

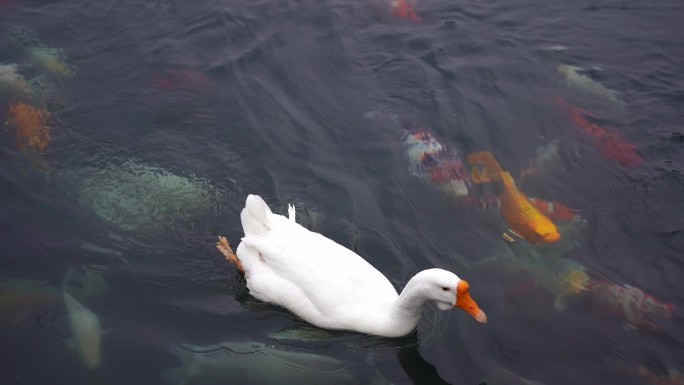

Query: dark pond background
left=1, top=0, right=683, bottom=384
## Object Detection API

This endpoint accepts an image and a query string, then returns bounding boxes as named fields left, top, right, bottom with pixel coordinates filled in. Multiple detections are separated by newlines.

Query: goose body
left=219, top=195, right=487, bottom=338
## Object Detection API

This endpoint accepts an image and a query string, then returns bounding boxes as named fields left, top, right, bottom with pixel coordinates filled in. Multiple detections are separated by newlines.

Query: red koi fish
left=586, top=279, right=677, bottom=333
left=630, top=365, right=684, bottom=385
left=151, top=69, right=209, bottom=90
left=554, top=97, right=644, bottom=167
left=389, top=0, right=421, bottom=22
left=403, top=129, right=471, bottom=198
left=527, top=197, right=581, bottom=222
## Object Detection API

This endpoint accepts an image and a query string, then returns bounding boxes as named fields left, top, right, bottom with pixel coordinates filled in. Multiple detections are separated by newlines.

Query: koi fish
left=475, top=237, right=588, bottom=311
left=520, top=140, right=560, bottom=178
left=0, top=63, right=30, bottom=95
left=557, top=64, right=619, bottom=103
left=481, top=364, right=547, bottom=385
left=468, top=151, right=561, bottom=244
left=366, top=110, right=578, bottom=224
left=366, top=107, right=472, bottom=198
left=0, top=279, right=62, bottom=327
left=28, top=46, right=76, bottom=77
left=630, top=365, right=684, bottom=385
left=554, top=96, right=643, bottom=167
left=151, top=69, right=210, bottom=90
left=402, top=130, right=471, bottom=198
left=7, top=26, right=76, bottom=77
left=6, top=101, right=51, bottom=154
left=403, top=129, right=445, bottom=171
left=64, top=292, right=102, bottom=369
left=388, top=0, right=421, bottom=22
left=527, top=197, right=580, bottom=223
left=585, top=279, right=677, bottom=333
left=162, top=341, right=355, bottom=385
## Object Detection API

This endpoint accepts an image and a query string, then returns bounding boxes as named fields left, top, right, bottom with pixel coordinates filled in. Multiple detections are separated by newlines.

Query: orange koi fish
left=389, top=0, right=421, bottom=22
left=0, top=279, right=62, bottom=327
left=527, top=197, right=580, bottom=222
left=554, top=96, right=643, bottom=168
left=468, top=151, right=561, bottom=244
left=6, top=101, right=51, bottom=154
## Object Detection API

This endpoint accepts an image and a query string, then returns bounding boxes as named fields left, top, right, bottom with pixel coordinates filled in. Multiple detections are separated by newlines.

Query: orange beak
left=455, top=280, right=487, bottom=323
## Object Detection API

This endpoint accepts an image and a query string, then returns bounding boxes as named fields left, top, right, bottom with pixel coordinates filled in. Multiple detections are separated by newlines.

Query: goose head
left=417, top=269, right=487, bottom=323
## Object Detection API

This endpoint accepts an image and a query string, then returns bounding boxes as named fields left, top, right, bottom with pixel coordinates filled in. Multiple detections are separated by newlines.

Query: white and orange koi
left=586, top=279, right=677, bottom=333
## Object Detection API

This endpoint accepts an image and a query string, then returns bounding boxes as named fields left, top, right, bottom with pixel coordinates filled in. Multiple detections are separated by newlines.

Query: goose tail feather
left=241, top=194, right=273, bottom=236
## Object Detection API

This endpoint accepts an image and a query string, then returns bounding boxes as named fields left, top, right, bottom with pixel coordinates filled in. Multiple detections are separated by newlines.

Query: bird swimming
left=216, top=194, right=487, bottom=338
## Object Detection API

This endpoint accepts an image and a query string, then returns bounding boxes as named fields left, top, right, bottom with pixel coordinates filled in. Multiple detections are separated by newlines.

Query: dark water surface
left=1, top=0, right=683, bottom=384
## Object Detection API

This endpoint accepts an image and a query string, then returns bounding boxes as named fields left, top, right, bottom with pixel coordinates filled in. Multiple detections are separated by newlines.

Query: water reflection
left=397, top=336, right=453, bottom=385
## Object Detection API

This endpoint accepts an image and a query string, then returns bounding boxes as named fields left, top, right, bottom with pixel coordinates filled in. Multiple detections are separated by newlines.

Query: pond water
left=1, top=0, right=683, bottom=384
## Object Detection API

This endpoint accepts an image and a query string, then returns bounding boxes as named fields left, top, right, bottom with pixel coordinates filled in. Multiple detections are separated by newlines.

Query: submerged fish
left=28, top=47, right=76, bottom=77
left=554, top=96, right=643, bottom=167
left=63, top=292, right=102, bottom=369
left=527, top=197, right=581, bottom=223
left=62, top=265, right=109, bottom=302
left=365, top=109, right=577, bottom=228
left=557, top=64, right=619, bottom=103
left=630, top=365, right=684, bottom=385
left=388, top=0, right=421, bottom=22
left=0, top=278, right=62, bottom=327
left=151, top=69, right=210, bottom=90
left=520, top=140, right=560, bottom=178
left=162, top=341, right=354, bottom=385
left=6, top=26, right=76, bottom=77
left=468, top=151, right=561, bottom=244
left=481, top=364, right=547, bottom=385
left=365, top=109, right=471, bottom=199
left=55, top=160, right=216, bottom=236
left=475, top=237, right=589, bottom=311
left=402, top=130, right=471, bottom=198
left=6, top=101, right=51, bottom=154
left=0, top=63, right=30, bottom=95
left=584, top=279, right=677, bottom=333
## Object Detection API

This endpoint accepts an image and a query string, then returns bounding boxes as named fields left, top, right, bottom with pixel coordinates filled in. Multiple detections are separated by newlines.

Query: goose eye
left=441, top=287, right=449, bottom=291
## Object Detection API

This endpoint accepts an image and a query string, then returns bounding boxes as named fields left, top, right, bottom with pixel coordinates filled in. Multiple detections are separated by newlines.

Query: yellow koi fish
left=467, top=151, right=561, bottom=244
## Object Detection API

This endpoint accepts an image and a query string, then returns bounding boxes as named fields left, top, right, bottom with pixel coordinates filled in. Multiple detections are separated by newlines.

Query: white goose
left=217, top=194, right=487, bottom=338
